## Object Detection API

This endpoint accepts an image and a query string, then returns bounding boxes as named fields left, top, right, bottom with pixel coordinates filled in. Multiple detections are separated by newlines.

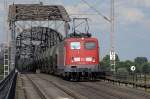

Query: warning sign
left=110, top=51, right=115, bottom=61
left=130, top=66, right=136, bottom=71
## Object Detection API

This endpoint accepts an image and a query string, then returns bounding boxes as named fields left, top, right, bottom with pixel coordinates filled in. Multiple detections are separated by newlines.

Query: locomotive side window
left=70, top=42, right=80, bottom=49
left=85, top=42, right=96, bottom=50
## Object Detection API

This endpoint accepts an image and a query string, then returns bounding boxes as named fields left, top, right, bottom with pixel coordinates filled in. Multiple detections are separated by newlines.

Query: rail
left=0, top=69, right=17, bottom=99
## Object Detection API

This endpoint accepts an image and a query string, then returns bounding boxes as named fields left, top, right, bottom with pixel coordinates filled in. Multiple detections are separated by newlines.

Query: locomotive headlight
left=86, top=57, right=96, bottom=62
left=74, top=57, right=80, bottom=61
left=72, top=57, right=80, bottom=62
left=86, top=57, right=92, bottom=62
left=92, top=57, right=96, bottom=62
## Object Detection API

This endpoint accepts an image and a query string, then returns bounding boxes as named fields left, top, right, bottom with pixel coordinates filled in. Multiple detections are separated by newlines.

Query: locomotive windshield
left=85, top=42, right=96, bottom=50
left=70, top=42, right=80, bottom=49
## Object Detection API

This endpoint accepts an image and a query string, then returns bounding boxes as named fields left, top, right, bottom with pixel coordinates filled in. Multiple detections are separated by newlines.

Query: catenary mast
left=110, top=0, right=116, bottom=72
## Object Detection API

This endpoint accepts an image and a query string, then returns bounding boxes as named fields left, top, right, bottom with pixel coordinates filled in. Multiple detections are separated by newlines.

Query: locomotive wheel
left=63, top=72, right=71, bottom=81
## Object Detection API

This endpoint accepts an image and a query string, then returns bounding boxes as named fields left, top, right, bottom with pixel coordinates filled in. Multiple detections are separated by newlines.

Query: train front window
left=70, top=42, right=80, bottom=49
left=85, top=42, right=96, bottom=50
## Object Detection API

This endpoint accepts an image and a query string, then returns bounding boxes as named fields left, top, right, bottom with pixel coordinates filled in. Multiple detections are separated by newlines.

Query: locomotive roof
left=67, top=33, right=91, bottom=38
left=65, top=37, right=98, bottom=42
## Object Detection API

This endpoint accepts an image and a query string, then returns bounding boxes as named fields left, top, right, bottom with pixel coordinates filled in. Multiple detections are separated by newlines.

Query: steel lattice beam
left=8, top=4, right=70, bottom=22
left=16, top=27, right=63, bottom=58
left=8, top=3, right=70, bottom=71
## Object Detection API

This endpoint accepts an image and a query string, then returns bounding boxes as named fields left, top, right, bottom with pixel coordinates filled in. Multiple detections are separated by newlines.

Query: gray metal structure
left=4, top=44, right=9, bottom=78
left=8, top=4, right=70, bottom=22
left=16, top=27, right=63, bottom=58
left=8, top=3, right=70, bottom=71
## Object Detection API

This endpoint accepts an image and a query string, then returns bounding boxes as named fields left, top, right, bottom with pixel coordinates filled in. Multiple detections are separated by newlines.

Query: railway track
left=27, top=74, right=87, bottom=99
left=77, top=82, right=138, bottom=99
left=37, top=74, right=126, bottom=99
left=25, top=75, right=48, bottom=99
left=38, top=74, right=150, bottom=99
left=94, top=81, right=150, bottom=98
left=16, top=74, right=150, bottom=99
left=32, top=74, right=87, bottom=99
left=37, top=74, right=108, bottom=99
left=16, top=74, right=48, bottom=99
left=76, top=82, right=122, bottom=99
left=76, top=81, right=150, bottom=99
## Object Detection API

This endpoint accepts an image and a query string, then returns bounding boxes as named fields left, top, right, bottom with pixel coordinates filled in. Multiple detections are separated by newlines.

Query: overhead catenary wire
left=80, top=0, right=116, bottom=69
left=80, top=0, right=111, bottom=23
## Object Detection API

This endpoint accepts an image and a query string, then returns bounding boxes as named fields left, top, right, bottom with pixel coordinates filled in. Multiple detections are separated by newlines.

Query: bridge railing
left=102, top=72, right=150, bottom=91
left=0, top=69, right=17, bottom=99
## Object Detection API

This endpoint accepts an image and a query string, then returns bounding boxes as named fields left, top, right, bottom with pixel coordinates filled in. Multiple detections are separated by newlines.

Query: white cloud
left=66, top=3, right=89, bottom=15
left=116, top=0, right=150, bottom=8
left=142, top=19, right=150, bottom=30
left=117, top=6, right=145, bottom=25
left=132, top=0, right=150, bottom=7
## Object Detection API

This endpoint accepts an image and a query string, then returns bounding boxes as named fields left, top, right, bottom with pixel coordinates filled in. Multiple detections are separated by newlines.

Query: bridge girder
left=16, top=27, right=63, bottom=58
left=8, top=3, right=70, bottom=70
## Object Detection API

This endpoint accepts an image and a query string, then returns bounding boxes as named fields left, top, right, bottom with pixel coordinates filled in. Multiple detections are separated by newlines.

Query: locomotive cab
left=65, top=37, right=99, bottom=74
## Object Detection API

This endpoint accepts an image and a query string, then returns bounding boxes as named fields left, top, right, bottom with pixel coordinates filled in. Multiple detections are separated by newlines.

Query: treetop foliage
left=100, top=55, right=149, bottom=74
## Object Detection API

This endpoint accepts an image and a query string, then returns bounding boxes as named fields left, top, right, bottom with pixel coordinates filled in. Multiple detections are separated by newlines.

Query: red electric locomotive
left=36, top=18, right=101, bottom=80
left=66, top=38, right=99, bottom=70
left=64, top=37, right=100, bottom=80
left=45, top=36, right=100, bottom=80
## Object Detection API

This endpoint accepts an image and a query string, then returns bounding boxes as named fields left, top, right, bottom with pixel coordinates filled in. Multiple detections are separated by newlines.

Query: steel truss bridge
left=1, top=2, right=150, bottom=99
left=0, top=3, right=70, bottom=99
left=8, top=3, right=70, bottom=71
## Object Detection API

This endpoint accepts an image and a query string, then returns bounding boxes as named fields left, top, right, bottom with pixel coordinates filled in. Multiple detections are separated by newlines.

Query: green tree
left=100, top=55, right=110, bottom=71
left=134, top=57, right=148, bottom=65
left=100, top=54, right=120, bottom=71
left=116, top=60, right=135, bottom=73
left=134, top=57, right=148, bottom=73
left=142, top=62, right=150, bottom=74
left=124, top=60, right=135, bottom=72
left=117, top=67, right=128, bottom=74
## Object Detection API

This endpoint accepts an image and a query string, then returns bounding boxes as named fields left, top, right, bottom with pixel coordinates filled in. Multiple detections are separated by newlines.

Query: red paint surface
left=65, top=37, right=99, bottom=67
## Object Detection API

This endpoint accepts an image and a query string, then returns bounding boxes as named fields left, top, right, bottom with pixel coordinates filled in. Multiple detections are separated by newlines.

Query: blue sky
left=0, top=0, right=150, bottom=61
